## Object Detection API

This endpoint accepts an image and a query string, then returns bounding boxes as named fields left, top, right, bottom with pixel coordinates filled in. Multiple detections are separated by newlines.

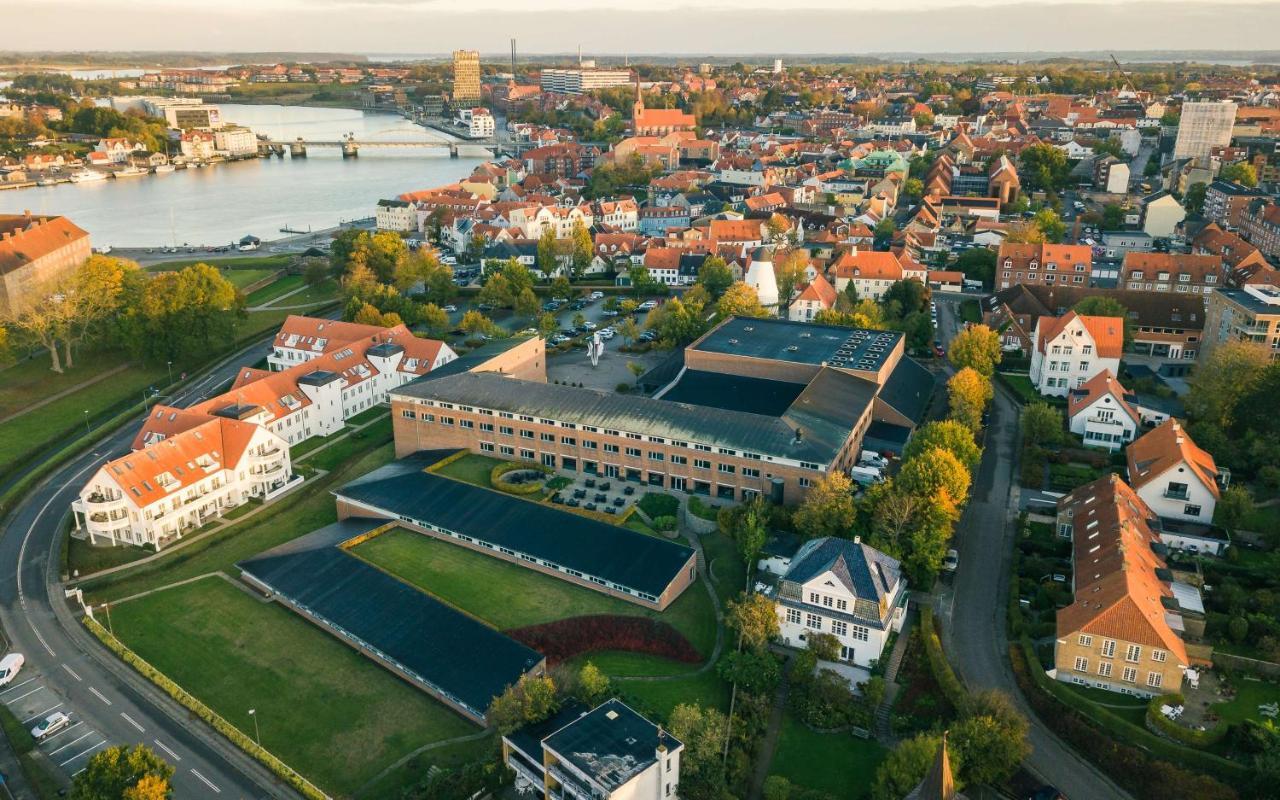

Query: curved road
left=931, top=295, right=1132, bottom=799
left=0, top=339, right=297, bottom=799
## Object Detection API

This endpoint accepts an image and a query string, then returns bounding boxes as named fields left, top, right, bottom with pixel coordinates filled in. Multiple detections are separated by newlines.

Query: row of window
left=1049, top=344, right=1094, bottom=356
left=1003, top=272, right=1088, bottom=283
left=1002, top=259, right=1088, bottom=272
left=786, top=608, right=870, bottom=641
left=1072, top=656, right=1164, bottom=688
left=1077, top=636, right=1167, bottom=663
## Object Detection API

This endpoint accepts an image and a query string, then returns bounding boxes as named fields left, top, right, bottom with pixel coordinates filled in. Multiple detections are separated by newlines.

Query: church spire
left=907, top=731, right=960, bottom=800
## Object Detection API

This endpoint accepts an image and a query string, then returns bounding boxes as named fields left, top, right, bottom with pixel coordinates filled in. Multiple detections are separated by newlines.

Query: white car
left=582, top=321, right=598, bottom=331
left=943, top=549, right=959, bottom=572
left=0, top=653, right=23, bottom=687
left=443, top=304, right=457, bottom=313
left=598, top=327, right=616, bottom=339
left=31, top=712, right=70, bottom=741
left=637, top=300, right=658, bottom=310
left=589, top=291, right=604, bottom=300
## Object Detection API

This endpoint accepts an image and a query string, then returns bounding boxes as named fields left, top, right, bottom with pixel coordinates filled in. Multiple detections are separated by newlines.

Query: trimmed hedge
left=1146, top=693, right=1231, bottom=747
left=506, top=614, right=701, bottom=666
left=490, top=461, right=549, bottom=495
left=920, top=606, right=967, bottom=712
left=637, top=493, right=679, bottom=519
left=688, top=496, right=719, bottom=521
left=83, top=616, right=329, bottom=800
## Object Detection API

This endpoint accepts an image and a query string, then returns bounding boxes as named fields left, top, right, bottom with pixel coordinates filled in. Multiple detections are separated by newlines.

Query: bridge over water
left=256, top=133, right=496, bottom=159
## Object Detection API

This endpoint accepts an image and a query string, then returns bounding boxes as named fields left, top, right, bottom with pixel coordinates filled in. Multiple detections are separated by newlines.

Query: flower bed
left=505, top=614, right=701, bottom=665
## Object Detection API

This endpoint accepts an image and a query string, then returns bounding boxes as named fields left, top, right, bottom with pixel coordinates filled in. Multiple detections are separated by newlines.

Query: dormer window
left=1029, top=260, right=1039, bottom=270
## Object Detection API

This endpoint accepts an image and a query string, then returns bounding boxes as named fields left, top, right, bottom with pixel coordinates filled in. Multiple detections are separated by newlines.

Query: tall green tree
left=792, top=472, right=857, bottom=539
left=947, top=367, right=993, bottom=434
left=71, top=744, right=174, bottom=800
left=948, top=325, right=1002, bottom=376
left=872, top=733, right=961, bottom=800
left=897, top=446, right=971, bottom=519
left=536, top=227, right=559, bottom=279
left=697, top=255, right=734, bottom=299
left=904, top=420, right=981, bottom=470
left=570, top=220, right=594, bottom=279
left=487, top=674, right=558, bottom=734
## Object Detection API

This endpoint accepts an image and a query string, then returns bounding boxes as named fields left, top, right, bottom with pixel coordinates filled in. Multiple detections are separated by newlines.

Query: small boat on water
left=36, top=176, right=60, bottom=186
left=113, top=166, right=147, bottom=178
left=69, top=169, right=107, bottom=183
left=152, top=164, right=175, bottom=174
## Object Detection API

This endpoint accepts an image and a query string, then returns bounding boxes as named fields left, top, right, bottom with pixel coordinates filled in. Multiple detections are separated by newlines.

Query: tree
left=570, top=220, right=594, bottom=279
left=792, top=472, right=857, bottom=540
left=774, top=250, right=808, bottom=315
left=536, top=312, right=558, bottom=338
left=514, top=287, right=540, bottom=318
left=697, top=255, right=734, bottom=299
left=71, top=744, right=174, bottom=800
left=808, top=631, right=840, bottom=661
left=882, top=278, right=930, bottom=321
left=872, top=734, right=960, bottom=800
left=460, top=310, right=500, bottom=337
left=1184, top=182, right=1208, bottom=217
left=353, top=302, right=398, bottom=327
left=536, top=227, right=559, bottom=279
left=948, top=367, right=993, bottom=433
left=419, top=303, right=449, bottom=337
left=1215, top=485, right=1255, bottom=535
left=1019, top=143, right=1071, bottom=192
left=667, top=703, right=729, bottom=800
left=577, top=662, right=610, bottom=706
left=1021, top=402, right=1063, bottom=448
left=716, top=282, right=769, bottom=319
left=897, top=446, right=971, bottom=518
left=1220, top=162, right=1258, bottom=187
left=948, top=325, right=1001, bottom=376
left=302, top=256, right=331, bottom=287
left=717, top=648, right=782, bottom=695
left=904, top=420, right=981, bottom=469
left=1033, top=208, right=1067, bottom=243
left=647, top=286, right=711, bottom=346
left=763, top=776, right=792, bottom=800
left=500, top=258, right=536, bottom=298
left=616, top=317, right=640, bottom=346
left=903, top=177, right=924, bottom=201
left=1187, top=341, right=1271, bottom=429
left=1101, top=203, right=1126, bottom=231
left=122, top=775, right=170, bottom=800
left=1073, top=295, right=1134, bottom=345
left=955, top=248, right=996, bottom=288
left=902, top=495, right=954, bottom=584
left=128, top=264, right=243, bottom=364
left=951, top=690, right=1030, bottom=786
left=725, top=593, right=779, bottom=650
left=550, top=274, right=573, bottom=300
left=349, top=230, right=409, bottom=284
left=873, top=218, right=897, bottom=248
left=732, top=497, right=769, bottom=581
left=487, top=674, right=558, bottom=734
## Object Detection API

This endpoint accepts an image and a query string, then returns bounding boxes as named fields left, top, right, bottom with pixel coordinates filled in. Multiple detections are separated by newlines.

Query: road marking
left=18, top=458, right=103, bottom=659
left=61, top=664, right=82, bottom=682
left=0, top=677, right=38, bottom=696
left=190, top=768, right=221, bottom=793
left=21, top=703, right=63, bottom=724
left=59, top=740, right=107, bottom=767
left=153, top=738, right=181, bottom=761
left=120, top=712, right=144, bottom=733
left=48, top=730, right=93, bottom=755
left=88, top=686, right=112, bottom=706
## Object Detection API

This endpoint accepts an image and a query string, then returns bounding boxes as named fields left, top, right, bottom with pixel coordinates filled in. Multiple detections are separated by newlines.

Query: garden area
left=1011, top=517, right=1074, bottom=643
left=767, top=713, right=887, bottom=800
left=108, top=576, right=479, bottom=797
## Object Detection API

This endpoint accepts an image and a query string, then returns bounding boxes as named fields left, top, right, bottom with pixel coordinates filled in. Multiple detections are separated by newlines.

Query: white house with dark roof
left=769, top=536, right=907, bottom=667
left=502, top=699, right=682, bottom=800
left=1066, top=370, right=1140, bottom=451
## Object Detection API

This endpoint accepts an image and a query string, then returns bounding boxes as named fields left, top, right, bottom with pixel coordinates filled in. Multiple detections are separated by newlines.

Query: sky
left=10, top=1, right=1280, bottom=56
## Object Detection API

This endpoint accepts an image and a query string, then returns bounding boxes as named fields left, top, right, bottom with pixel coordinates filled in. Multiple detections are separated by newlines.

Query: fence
left=1213, top=650, right=1280, bottom=679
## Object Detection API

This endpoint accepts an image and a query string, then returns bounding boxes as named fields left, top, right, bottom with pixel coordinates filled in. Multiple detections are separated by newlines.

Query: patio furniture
left=595, top=493, right=608, bottom=503
left=585, top=502, right=597, bottom=511
left=599, top=482, right=611, bottom=491
left=623, top=486, right=635, bottom=496
left=585, top=478, right=596, bottom=488
left=604, top=507, right=616, bottom=515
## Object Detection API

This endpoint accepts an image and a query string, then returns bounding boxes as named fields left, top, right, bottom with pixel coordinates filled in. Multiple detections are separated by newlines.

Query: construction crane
left=1110, top=54, right=1137, bottom=96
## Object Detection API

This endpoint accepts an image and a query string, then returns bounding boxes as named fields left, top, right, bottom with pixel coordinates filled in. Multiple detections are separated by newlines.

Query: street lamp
left=83, top=410, right=90, bottom=434
left=166, top=361, right=173, bottom=384
left=248, top=708, right=260, bottom=746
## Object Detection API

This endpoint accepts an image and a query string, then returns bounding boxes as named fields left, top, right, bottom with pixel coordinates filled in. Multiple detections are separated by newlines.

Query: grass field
left=245, top=275, right=305, bottom=306
left=1212, top=678, right=1280, bottom=725
left=617, top=665, right=731, bottom=719
left=83, top=433, right=395, bottom=604
left=147, top=263, right=278, bottom=289
left=351, top=527, right=717, bottom=657
left=110, top=577, right=476, bottom=796
left=432, top=453, right=504, bottom=488
left=767, top=713, right=887, bottom=800
left=148, top=254, right=295, bottom=272
left=67, top=536, right=152, bottom=578
left=1059, top=683, right=1149, bottom=726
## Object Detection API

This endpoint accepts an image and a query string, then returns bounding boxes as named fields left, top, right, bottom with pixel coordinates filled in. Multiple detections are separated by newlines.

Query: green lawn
left=351, top=527, right=717, bottom=657
left=768, top=713, right=887, bottom=800
left=1212, top=678, right=1280, bottom=725
left=432, top=453, right=504, bottom=489
left=959, top=299, right=982, bottom=324
left=998, top=372, right=1041, bottom=405
left=617, top=666, right=732, bottom=720
left=1243, top=505, right=1280, bottom=536
left=149, top=254, right=295, bottom=272
left=271, top=279, right=339, bottom=308
left=245, top=275, right=305, bottom=306
left=703, top=532, right=748, bottom=607
left=83, top=435, right=395, bottom=604
left=1059, top=683, right=1149, bottom=726
left=67, top=536, right=152, bottom=578
left=110, top=577, right=475, bottom=796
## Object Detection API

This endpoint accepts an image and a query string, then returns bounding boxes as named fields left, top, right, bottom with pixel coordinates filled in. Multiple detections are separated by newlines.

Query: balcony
left=1086, top=416, right=1125, bottom=428
left=79, top=492, right=127, bottom=512
left=1164, top=488, right=1190, bottom=501
left=548, top=766, right=606, bottom=800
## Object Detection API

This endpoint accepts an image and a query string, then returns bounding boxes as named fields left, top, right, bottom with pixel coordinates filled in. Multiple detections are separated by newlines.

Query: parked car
left=598, top=327, right=616, bottom=339
left=943, top=549, right=960, bottom=572
left=582, top=321, right=598, bottom=331
left=443, top=304, right=457, bottom=313
left=637, top=300, right=658, bottom=311
left=849, top=465, right=884, bottom=486
left=589, top=291, right=604, bottom=300
left=602, top=309, right=620, bottom=317
left=0, top=653, right=24, bottom=687
left=31, top=712, right=70, bottom=741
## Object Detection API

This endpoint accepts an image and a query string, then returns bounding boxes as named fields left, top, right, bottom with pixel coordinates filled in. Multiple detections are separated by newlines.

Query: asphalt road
left=931, top=294, right=1133, bottom=799
left=0, top=338, right=309, bottom=798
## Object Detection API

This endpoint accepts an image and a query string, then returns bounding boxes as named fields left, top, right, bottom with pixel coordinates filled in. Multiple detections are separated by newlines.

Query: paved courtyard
left=547, top=346, right=667, bottom=392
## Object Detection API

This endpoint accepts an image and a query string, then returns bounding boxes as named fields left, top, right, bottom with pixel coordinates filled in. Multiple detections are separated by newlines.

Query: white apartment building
left=1127, top=419, right=1220, bottom=525
left=72, top=417, right=294, bottom=550
left=213, top=126, right=258, bottom=157
left=1066, top=371, right=1140, bottom=451
left=595, top=199, right=639, bottom=231
left=503, top=699, right=682, bottom=800
left=1172, top=101, right=1237, bottom=162
left=507, top=204, right=595, bottom=239
left=765, top=536, right=907, bottom=668
left=539, top=68, right=633, bottom=95
left=376, top=199, right=417, bottom=232
left=458, top=107, right=495, bottom=138
left=1029, top=312, right=1124, bottom=397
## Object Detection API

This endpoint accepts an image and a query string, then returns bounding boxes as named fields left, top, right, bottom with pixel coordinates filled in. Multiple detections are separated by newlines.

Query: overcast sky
left=11, top=1, right=1280, bottom=56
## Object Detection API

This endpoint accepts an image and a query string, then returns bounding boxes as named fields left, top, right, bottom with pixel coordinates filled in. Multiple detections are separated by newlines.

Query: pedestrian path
left=873, top=604, right=915, bottom=743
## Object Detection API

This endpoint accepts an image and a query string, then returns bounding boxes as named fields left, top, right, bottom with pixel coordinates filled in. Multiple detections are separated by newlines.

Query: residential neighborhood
left=2, top=15, right=1280, bottom=800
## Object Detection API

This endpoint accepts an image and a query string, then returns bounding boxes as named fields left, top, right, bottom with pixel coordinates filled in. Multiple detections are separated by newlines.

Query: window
left=520, top=430, right=534, bottom=439
left=604, top=444, right=620, bottom=453
left=479, top=422, right=494, bottom=432
left=1184, top=504, right=1202, bottom=517
left=694, top=459, right=711, bottom=470
left=1074, top=657, right=1089, bottom=672
left=1122, top=666, right=1137, bottom=683
left=786, top=608, right=801, bottom=625
left=1098, top=661, right=1112, bottom=677
left=718, top=464, right=735, bottom=474
left=836, top=599, right=847, bottom=611
left=479, top=442, right=495, bottom=453
left=649, top=451, right=664, bottom=462
left=583, top=440, right=598, bottom=450
left=561, top=437, right=576, bottom=446
left=850, top=625, right=869, bottom=642
left=1125, top=644, right=1141, bottom=663
left=809, top=592, right=820, bottom=603
left=1101, top=639, right=1116, bottom=658
left=1147, top=671, right=1163, bottom=688
left=671, top=455, right=687, bottom=465
left=541, top=432, right=555, bottom=442
left=799, top=477, right=813, bottom=488
left=831, top=620, right=848, bottom=637
left=805, top=613, right=822, bottom=631
left=1082, top=344, right=1093, bottom=355
left=1152, top=650, right=1167, bottom=663
left=500, top=426, right=514, bottom=436
left=822, top=596, right=833, bottom=608
left=1078, top=634, right=1093, bottom=647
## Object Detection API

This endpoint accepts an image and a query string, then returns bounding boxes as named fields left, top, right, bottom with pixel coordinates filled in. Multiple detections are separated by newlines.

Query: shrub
left=491, top=461, right=549, bottom=495
left=688, top=496, right=719, bottom=521
left=637, top=493, right=679, bottom=519
left=920, top=607, right=967, bottom=711
left=506, top=615, right=702, bottom=665
left=615, top=383, right=631, bottom=394
left=652, top=515, right=677, bottom=532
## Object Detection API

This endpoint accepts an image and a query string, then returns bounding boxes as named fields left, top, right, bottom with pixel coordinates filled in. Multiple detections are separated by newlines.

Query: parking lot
left=0, top=670, right=111, bottom=778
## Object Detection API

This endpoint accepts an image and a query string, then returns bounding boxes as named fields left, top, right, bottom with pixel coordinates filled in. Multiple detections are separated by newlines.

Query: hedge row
left=1014, top=635, right=1246, bottom=790
left=491, top=461, right=549, bottom=495
left=83, top=617, right=329, bottom=800
left=920, top=607, right=967, bottom=712
left=1146, top=693, right=1231, bottom=748
left=506, top=615, right=701, bottom=665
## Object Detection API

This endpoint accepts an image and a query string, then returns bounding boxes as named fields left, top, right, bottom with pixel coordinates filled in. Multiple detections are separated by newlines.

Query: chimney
left=853, top=535, right=861, bottom=544
left=792, top=427, right=803, bottom=444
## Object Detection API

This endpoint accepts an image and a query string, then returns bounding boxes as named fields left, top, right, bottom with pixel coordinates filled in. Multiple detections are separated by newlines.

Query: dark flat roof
left=659, top=370, right=805, bottom=417
left=543, top=699, right=682, bottom=792
left=237, top=518, right=542, bottom=720
left=692, top=317, right=902, bottom=373
left=407, top=336, right=532, bottom=383
left=336, top=459, right=695, bottom=599
left=298, top=370, right=340, bottom=387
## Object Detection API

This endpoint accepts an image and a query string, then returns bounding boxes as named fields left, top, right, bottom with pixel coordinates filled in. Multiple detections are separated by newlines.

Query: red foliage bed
left=505, top=615, right=702, bottom=666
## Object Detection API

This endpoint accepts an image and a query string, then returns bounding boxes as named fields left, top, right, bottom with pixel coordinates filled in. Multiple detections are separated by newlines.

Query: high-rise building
left=451, top=49, right=482, bottom=106
left=1173, top=101, right=1237, bottom=162
left=539, top=67, right=632, bottom=95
